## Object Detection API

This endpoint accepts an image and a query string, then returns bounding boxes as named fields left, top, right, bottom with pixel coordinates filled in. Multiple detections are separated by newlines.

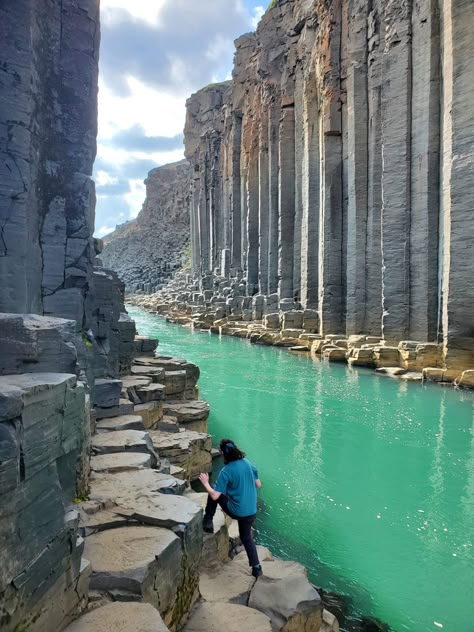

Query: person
left=199, top=438, right=263, bottom=578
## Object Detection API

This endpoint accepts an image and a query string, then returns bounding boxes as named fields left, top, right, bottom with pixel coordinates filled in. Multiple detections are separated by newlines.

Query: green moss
left=268, top=0, right=278, bottom=8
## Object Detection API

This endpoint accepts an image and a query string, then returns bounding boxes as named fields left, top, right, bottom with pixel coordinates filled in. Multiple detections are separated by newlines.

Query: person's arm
left=255, top=478, right=262, bottom=489
left=199, top=472, right=222, bottom=501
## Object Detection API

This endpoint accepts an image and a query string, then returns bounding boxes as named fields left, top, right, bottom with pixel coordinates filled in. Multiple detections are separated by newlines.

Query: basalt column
left=366, top=0, right=384, bottom=337
left=268, top=101, right=280, bottom=294
left=278, top=104, right=296, bottom=300
left=380, top=1, right=412, bottom=343
left=440, top=0, right=474, bottom=370
left=258, top=107, right=270, bottom=295
left=345, top=0, right=369, bottom=336
left=300, top=76, right=320, bottom=311
left=231, top=113, right=243, bottom=271
left=318, top=4, right=344, bottom=335
left=246, top=132, right=260, bottom=292
left=410, top=0, right=440, bottom=341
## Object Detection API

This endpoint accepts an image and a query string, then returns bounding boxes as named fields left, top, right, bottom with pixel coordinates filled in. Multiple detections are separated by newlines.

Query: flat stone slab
left=90, top=470, right=186, bottom=505
left=90, top=452, right=152, bottom=474
left=91, top=430, right=156, bottom=463
left=184, top=603, right=272, bottom=632
left=84, top=525, right=181, bottom=595
left=150, top=430, right=212, bottom=480
left=162, top=401, right=210, bottom=423
left=115, top=492, right=203, bottom=531
left=95, top=399, right=134, bottom=420
left=65, top=602, right=169, bottom=632
left=199, top=561, right=255, bottom=604
left=131, top=365, right=166, bottom=381
left=96, top=414, right=144, bottom=433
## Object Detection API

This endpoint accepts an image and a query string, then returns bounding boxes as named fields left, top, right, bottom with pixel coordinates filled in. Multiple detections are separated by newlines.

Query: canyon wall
left=101, top=160, right=191, bottom=292
left=185, top=0, right=474, bottom=371
left=0, top=2, right=133, bottom=629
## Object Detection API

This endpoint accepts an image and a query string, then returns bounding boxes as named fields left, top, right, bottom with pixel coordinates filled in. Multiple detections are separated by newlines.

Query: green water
left=128, top=306, right=474, bottom=632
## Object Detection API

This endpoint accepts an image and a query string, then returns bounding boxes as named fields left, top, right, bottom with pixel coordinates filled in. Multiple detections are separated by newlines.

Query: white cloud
left=100, top=0, right=166, bottom=26
left=98, top=77, right=186, bottom=141
left=95, top=225, right=116, bottom=238
left=252, top=5, right=265, bottom=29
left=95, top=0, right=262, bottom=234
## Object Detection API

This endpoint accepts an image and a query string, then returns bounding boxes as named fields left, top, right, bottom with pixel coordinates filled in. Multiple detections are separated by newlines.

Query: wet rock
left=249, top=559, right=323, bottom=631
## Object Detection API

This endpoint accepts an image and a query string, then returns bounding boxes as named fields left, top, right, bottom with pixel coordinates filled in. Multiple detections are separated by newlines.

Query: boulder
left=65, top=602, right=169, bottom=632
left=248, top=559, right=323, bottom=631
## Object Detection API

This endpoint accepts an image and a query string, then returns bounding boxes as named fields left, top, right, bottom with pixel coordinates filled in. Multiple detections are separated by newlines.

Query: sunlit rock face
left=182, top=0, right=474, bottom=372
left=101, top=160, right=192, bottom=294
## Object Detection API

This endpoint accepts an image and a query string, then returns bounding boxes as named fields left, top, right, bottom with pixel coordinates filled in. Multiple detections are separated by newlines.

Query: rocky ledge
left=62, top=333, right=341, bottom=632
left=128, top=274, right=474, bottom=390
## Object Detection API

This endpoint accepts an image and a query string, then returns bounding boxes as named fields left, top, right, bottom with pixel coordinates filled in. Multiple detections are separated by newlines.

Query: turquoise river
left=128, top=306, right=474, bottom=632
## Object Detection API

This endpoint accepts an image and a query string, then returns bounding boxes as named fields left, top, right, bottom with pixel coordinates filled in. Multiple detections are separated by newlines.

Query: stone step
left=149, top=430, right=212, bottom=480
left=157, top=415, right=180, bottom=433
left=131, top=365, right=166, bottom=382
left=134, top=356, right=200, bottom=386
left=65, top=602, right=169, bottom=632
left=91, top=430, right=158, bottom=467
left=90, top=452, right=153, bottom=474
left=134, top=401, right=164, bottom=429
left=84, top=526, right=188, bottom=629
left=184, top=603, right=271, bottom=632
left=162, top=401, right=210, bottom=433
left=134, top=336, right=159, bottom=356
left=95, top=414, right=145, bottom=433
left=89, top=469, right=186, bottom=500
left=95, top=398, right=134, bottom=420
left=94, top=379, right=122, bottom=409
left=185, top=492, right=229, bottom=565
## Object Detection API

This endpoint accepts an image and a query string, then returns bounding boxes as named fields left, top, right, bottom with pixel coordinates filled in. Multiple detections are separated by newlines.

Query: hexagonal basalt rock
left=91, top=430, right=158, bottom=467
left=184, top=603, right=272, bottom=632
left=84, top=526, right=190, bottom=629
left=65, top=602, right=169, bottom=632
left=150, top=430, right=212, bottom=480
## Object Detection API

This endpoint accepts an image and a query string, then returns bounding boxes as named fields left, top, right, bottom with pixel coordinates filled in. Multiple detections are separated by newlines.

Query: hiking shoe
left=252, top=564, right=263, bottom=578
left=203, top=517, right=214, bottom=533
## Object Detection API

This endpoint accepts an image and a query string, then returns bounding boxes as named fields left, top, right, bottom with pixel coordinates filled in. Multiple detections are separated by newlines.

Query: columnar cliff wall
left=0, top=0, right=99, bottom=328
left=101, top=160, right=192, bottom=292
left=0, top=2, right=135, bottom=629
left=184, top=0, right=474, bottom=371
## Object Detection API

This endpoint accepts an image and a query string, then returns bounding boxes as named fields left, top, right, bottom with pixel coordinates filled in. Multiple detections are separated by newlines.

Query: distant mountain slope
left=101, top=160, right=191, bottom=291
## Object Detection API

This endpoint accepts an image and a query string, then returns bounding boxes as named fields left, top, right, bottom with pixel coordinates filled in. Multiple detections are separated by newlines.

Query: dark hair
left=219, top=438, right=245, bottom=464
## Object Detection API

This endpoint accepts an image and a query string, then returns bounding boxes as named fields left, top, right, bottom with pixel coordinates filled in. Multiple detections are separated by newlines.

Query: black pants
left=205, top=495, right=260, bottom=568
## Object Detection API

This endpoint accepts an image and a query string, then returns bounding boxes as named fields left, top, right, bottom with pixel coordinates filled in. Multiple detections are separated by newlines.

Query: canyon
left=0, top=1, right=342, bottom=631
left=119, top=0, right=474, bottom=382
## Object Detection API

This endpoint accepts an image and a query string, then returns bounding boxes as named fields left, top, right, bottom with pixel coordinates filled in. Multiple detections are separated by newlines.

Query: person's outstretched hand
left=199, top=473, right=209, bottom=486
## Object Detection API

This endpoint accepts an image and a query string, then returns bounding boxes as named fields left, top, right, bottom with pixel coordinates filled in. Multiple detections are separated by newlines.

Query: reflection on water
left=129, top=307, right=474, bottom=632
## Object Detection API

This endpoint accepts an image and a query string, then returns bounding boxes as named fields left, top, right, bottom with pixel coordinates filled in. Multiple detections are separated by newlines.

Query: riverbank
left=127, top=277, right=474, bottom=391
left=68, top=333, right=340, bottom=632
left=127, top=304, right=474, bottom=632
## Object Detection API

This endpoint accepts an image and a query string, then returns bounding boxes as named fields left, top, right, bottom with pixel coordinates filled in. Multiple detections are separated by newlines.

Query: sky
left=94, top=0, right=267, bottom=238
